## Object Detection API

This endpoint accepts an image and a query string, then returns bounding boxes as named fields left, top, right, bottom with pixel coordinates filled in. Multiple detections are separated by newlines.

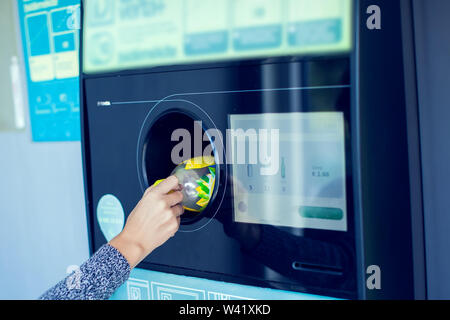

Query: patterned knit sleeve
left=39, top=244, right=131, bottom=300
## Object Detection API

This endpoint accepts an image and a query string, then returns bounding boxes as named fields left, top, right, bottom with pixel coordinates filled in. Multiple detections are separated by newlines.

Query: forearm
left=39, top=176, right=183, bottom=300
left=39, top=244, right=131, bottom=300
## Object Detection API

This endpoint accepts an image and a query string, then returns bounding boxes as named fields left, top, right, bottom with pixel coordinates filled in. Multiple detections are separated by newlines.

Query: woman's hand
left=109, top=175, right=184, bottom=268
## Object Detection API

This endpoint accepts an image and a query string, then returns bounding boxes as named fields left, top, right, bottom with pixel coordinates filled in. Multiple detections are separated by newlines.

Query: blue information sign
left=17, top=0, right=80, bottom=142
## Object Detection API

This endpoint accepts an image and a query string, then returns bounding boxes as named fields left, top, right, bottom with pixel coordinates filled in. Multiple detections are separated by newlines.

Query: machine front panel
left=83, top=58, right=356, bottom=298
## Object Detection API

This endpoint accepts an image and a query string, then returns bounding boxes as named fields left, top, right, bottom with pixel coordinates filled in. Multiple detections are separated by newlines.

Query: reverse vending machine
left=80, top=0, right=425, bottom=299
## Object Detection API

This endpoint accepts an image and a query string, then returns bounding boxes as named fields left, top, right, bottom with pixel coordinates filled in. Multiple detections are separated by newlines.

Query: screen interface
left=229, top=112, right=347, bottom=232
left=83, top=0, right=352, bottom=73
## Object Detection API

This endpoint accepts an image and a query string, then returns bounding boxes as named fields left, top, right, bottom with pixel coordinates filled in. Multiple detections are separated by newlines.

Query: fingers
left=143, top=184, right=154, bottom=196
left=169, top=209, right=182, bottom=238
left=172, top=216, right=181, bottom=237
left=152, top=175, right=179, bottom=194
left=165, top=191, right=183, bottom=206
left=171, top=204, right=184, bottom=217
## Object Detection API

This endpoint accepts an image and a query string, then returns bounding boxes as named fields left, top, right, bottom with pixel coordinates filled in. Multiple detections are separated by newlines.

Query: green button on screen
left=299, top=206, right=343, bottom=220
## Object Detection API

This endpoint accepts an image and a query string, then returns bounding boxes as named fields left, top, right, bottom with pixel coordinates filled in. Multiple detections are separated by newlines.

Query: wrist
left=109, top=231, right=148, bottom=269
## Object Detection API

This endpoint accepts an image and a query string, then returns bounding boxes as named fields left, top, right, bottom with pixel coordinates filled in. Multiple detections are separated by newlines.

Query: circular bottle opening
left=142, top=111, right=219, bottom=225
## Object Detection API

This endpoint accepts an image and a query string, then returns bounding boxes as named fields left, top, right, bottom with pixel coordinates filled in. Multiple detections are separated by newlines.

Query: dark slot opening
left=143, top=111, right=216, bottom=225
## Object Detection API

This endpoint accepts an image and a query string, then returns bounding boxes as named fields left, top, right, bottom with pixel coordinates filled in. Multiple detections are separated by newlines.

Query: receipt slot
left=80, top=0, right=425, bottom=299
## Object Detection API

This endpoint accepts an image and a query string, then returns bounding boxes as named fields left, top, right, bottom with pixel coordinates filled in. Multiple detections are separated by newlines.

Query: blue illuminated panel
left=111, top=268, right=339, bottom=300
left=18, top=0, right=80, bottom=142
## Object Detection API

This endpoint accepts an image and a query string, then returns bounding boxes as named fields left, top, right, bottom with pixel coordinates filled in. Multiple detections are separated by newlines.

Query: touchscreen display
left=83, top=0, right=352, bottom=73
left=229, top=112, right=347, bottom=232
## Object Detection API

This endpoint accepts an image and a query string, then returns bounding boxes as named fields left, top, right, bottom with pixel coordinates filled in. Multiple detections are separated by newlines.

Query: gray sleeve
left=39, top=244, right=131, bottom=300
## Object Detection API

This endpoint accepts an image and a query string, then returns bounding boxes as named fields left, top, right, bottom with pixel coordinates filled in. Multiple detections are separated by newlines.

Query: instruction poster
left=18, top=0, right=80, bottom=142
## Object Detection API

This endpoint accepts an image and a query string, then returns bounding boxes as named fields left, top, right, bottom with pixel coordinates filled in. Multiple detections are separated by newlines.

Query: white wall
left=0, top=122, right=89, bottom=299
